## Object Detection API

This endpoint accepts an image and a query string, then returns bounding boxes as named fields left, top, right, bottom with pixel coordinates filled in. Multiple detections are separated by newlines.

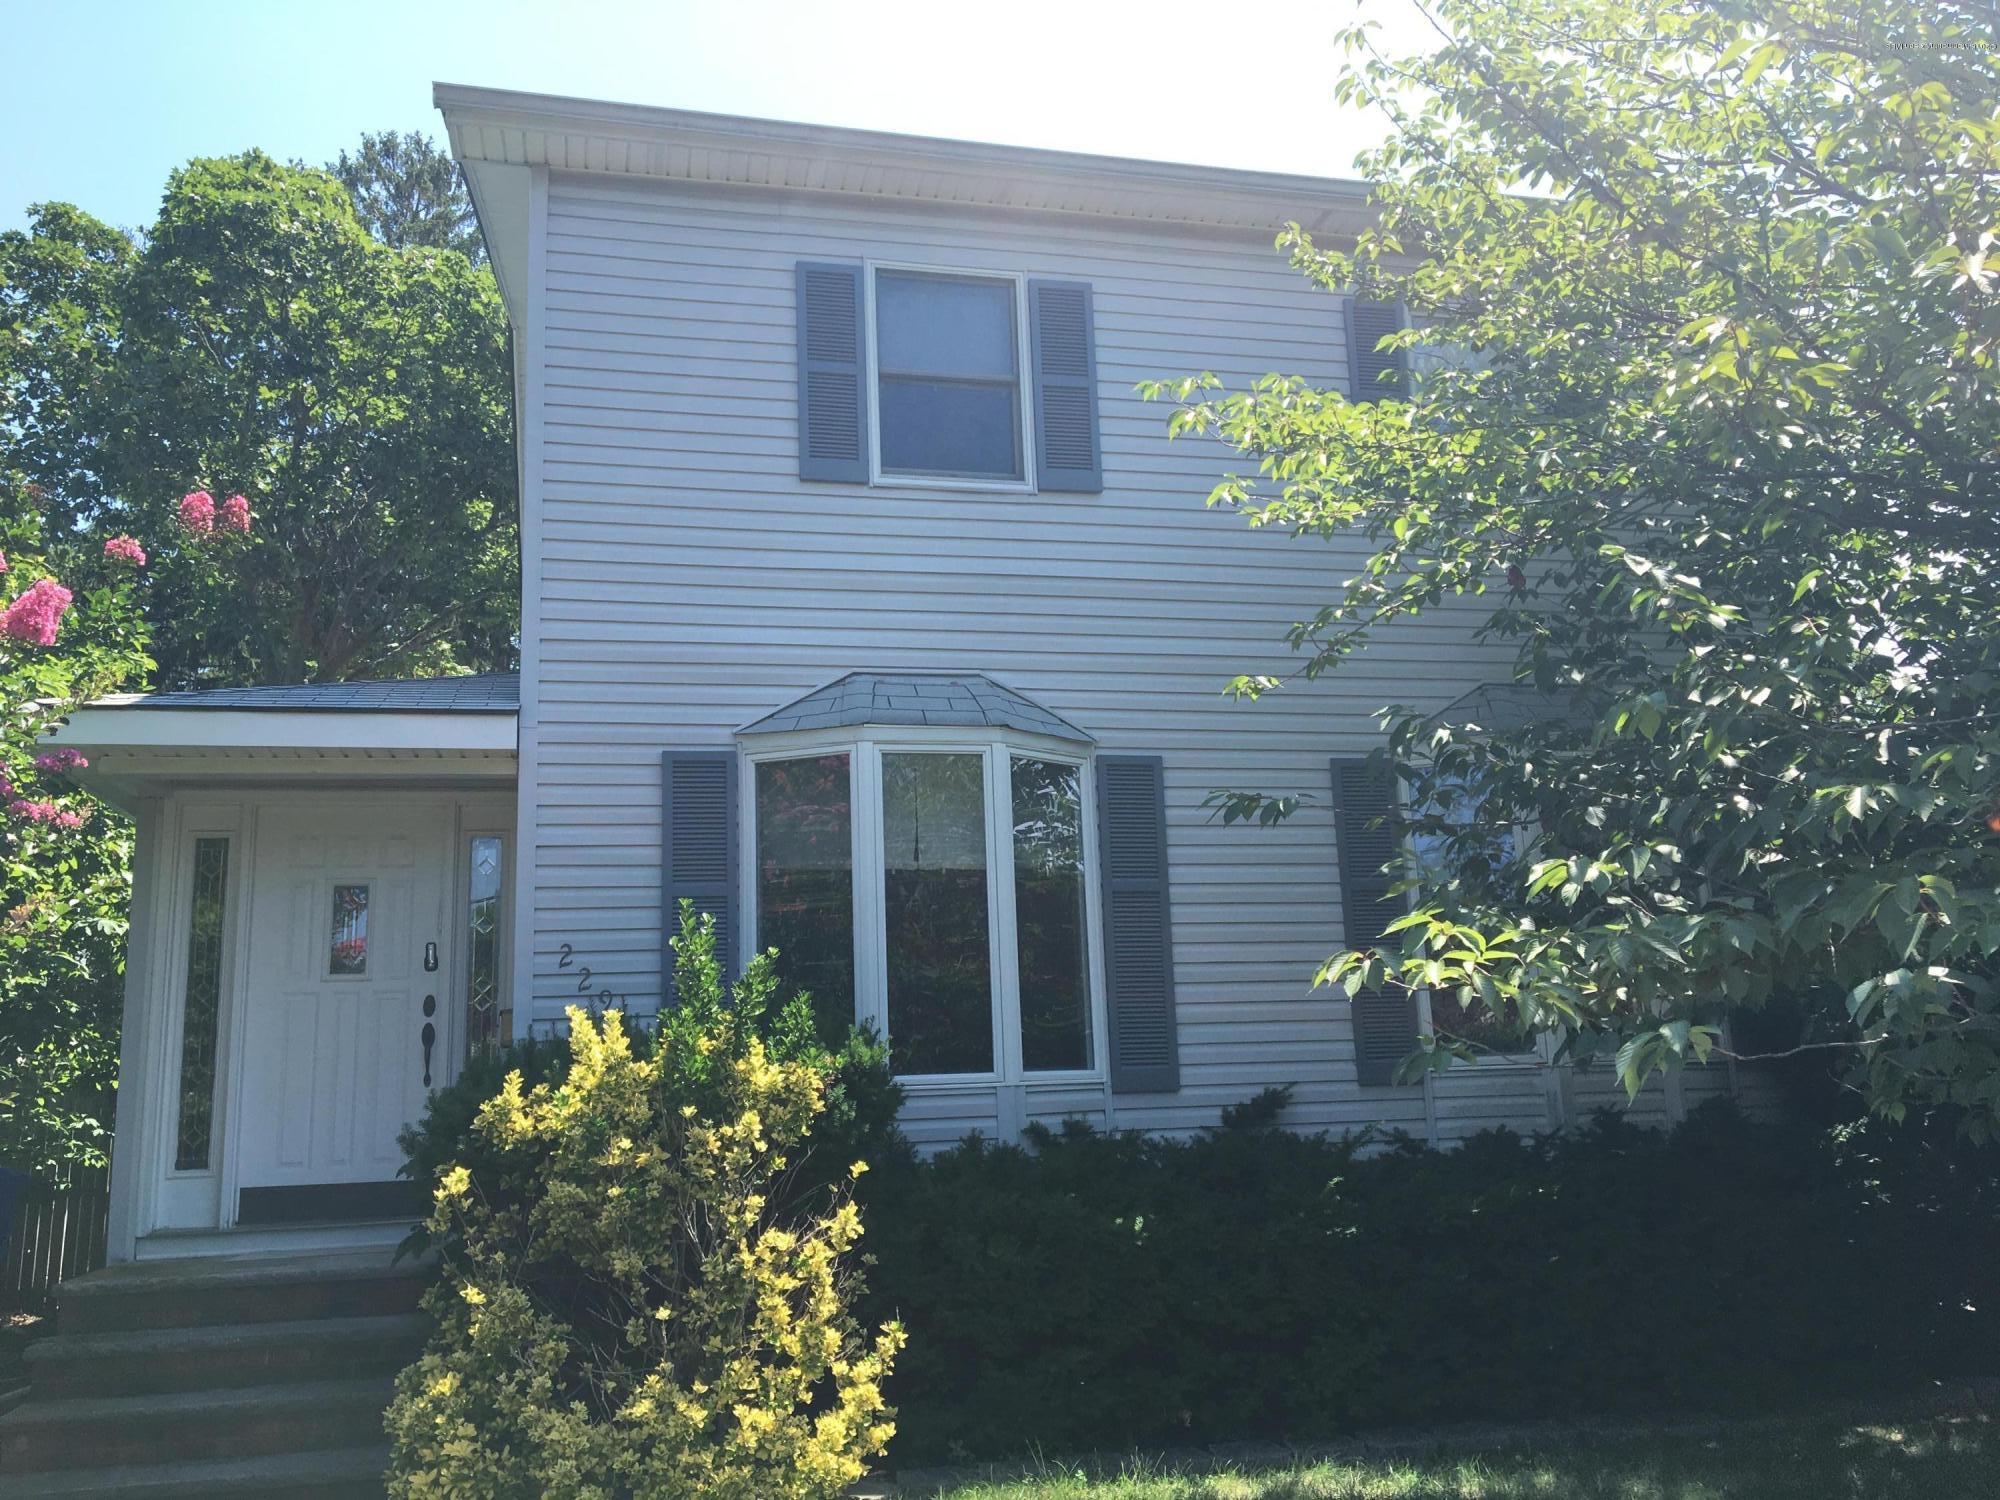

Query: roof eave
left=433, top=82, right=1379, bottom=239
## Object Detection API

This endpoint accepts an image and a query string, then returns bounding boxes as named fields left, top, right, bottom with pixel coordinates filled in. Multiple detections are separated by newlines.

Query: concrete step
left=57, top=1250, right=426, bottom=1335
left=0, top=1376, right=392, bottom=1473
left=24, top=1312, right=426, bottom=1398
left=5, top=1442, right=390, bottom=1498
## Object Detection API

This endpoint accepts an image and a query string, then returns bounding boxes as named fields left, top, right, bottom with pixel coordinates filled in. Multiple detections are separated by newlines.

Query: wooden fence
left=2, top=1165, right=110, bottom=1311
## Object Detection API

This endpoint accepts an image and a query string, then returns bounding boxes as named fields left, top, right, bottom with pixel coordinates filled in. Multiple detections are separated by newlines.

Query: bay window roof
left=737, top=672, right=1092, bottom=743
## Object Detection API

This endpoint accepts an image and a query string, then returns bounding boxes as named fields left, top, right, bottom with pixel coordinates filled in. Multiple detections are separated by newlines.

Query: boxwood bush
left=859, top=1093, right=2000, bottom=1465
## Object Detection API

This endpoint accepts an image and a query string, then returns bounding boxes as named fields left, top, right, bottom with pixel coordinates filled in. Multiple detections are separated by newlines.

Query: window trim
left=864, top=260, right=1039, bottom=494
left=741, top=724, right=1107, bottom=1090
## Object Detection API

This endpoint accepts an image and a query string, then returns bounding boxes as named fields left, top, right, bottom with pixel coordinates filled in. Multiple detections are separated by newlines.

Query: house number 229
left=556, top=941, right=618, bottom=1011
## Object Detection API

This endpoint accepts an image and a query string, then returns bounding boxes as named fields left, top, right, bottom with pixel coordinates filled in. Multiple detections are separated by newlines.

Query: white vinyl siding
left=519, top=172, right=1742, bottom=1148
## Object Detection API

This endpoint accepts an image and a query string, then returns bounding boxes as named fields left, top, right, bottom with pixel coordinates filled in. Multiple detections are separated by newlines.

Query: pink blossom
left=6, top=798, right=85, bottom=829
left=219, top=494, right=251, bottom=534
left=0, top=773, right=12, bottom=801
left=0, top=578, right=73, bottom=647
left=33, top=749, right=88, bottom=774
left=104, top=535, right=147, bottom=566
left=0, top=552, right=8, bottom=573
left=178, top=490, right=216, bottom=535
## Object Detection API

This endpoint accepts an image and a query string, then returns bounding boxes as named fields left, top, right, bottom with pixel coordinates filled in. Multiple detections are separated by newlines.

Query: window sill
left=1433, top=1052, right=1547, bottom=1070
left=870, top=473, right=1038, bottom=495
left=897, top=1072, right=1107, bottom=1094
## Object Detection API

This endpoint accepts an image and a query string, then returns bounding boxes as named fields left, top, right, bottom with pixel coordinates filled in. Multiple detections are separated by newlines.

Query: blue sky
left=1, top=0, right=1438, bottom=236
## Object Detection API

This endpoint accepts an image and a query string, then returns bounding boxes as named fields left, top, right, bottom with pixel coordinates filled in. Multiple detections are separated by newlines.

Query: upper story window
left=795, top=261, right=1103, bottom=493
left=873, top=270, right=1026, bottom=483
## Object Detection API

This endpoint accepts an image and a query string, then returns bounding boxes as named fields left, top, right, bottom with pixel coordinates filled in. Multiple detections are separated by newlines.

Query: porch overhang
left=38, top=675, right=520, bottom=810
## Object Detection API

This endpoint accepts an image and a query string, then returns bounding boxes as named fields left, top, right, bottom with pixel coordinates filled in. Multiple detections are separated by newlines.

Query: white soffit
left=433, top=83, right=1378, bottom=239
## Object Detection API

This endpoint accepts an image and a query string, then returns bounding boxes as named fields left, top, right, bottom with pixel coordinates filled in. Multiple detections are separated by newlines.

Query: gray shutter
left=1331, top=757, right=1419, bottom=1085
left=796, top=261, right=869, bottom=482
left=1096, top=755, right=1179, bottom=1092
left=1028, top=279, right=1103, bottom=492
left=1345, top=297, right=1409, bottom=402
left=663, top=749, right=739, bottom=1003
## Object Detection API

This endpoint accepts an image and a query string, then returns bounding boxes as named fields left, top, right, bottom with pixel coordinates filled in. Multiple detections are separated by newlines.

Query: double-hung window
left=795, top=260, right=1102, bottom=492
left=873, top=270, right=1028, bottom=484
left=749, top=736, right=1099, bottom=1083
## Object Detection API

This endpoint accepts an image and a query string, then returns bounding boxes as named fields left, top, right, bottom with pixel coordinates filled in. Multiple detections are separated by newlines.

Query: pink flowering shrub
left=176, top=489, right=250, bottom=541
left=7, top=799, right=86, bottom=829
left=1, top=579, right=74, bottom=647
left=178, top=490, right=216, bottom=535
left=0, top=551, right=8, bottom=572
left=1, top=511, right=150, bottom=1175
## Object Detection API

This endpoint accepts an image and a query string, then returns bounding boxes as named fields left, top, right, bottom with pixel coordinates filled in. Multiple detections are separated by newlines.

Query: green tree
left=331, top=129, right=486, bottom=263
left=1, top=152, right=517, bottom=686
left=1153, top=1, right=2000, bottom=1128
left=0, top=482, right=153, bottom=1171
left=0, top=147, right=518, bottom=1169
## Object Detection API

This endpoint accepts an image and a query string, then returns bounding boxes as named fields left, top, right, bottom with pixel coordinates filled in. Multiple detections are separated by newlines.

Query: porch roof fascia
left=46, top=705, right=517, bottom=756
left=39, top=706, right=518, bottom=810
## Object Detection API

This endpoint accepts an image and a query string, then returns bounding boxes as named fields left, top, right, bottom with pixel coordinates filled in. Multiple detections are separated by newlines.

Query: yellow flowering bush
left=386, top=905, right=904, bottom=1499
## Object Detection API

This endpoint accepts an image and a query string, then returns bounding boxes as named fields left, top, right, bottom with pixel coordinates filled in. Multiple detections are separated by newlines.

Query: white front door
left=233, top=804, right=454, bottom=1215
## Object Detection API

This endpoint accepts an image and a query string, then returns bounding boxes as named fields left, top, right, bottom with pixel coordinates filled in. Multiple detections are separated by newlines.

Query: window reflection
left=883, top=752, right=993, bottom=1074
left=330, top=884, right=369, bottom=976
left=756, top=755, right=855, bottom=1045
left=174, top=838, right=229, bottom=1171
left=1012, top=757, right=1091, bottom=1071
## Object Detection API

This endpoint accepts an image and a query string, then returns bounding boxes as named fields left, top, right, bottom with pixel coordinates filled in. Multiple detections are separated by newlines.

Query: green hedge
left=859, top=1097, right=2000, bottom=1464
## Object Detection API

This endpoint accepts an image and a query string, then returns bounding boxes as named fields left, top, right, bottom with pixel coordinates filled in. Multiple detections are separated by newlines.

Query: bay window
left=748, top=734, right=1100, bottom=1082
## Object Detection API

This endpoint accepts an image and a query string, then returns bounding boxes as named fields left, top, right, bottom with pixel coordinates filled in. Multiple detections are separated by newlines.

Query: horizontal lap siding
left=526, top=173, right=1705, bottom=1144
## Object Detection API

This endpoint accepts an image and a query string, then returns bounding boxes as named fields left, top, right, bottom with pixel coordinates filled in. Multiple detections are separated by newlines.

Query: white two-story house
left=49, top=86, right=1741, bottom=1266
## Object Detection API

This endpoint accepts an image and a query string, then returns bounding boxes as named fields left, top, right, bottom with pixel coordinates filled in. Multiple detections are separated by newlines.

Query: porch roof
left=98, top=672, right=520, bottom=714
left=39, top=674, right=519, bottom=808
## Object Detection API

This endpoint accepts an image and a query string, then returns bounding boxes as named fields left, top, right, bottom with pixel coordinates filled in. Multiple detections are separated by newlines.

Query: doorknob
left=421, top=995, right=437, bottom=1087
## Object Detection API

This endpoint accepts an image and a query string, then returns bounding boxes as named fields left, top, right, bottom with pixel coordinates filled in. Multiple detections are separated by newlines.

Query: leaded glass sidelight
left=465, top=837, right=506, bottom=1057
left=173, top=838, right=230, bottom=1172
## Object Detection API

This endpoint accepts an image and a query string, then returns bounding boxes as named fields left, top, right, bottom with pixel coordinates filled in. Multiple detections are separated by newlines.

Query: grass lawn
left=918, top=1403, right=1997, bottom=1499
